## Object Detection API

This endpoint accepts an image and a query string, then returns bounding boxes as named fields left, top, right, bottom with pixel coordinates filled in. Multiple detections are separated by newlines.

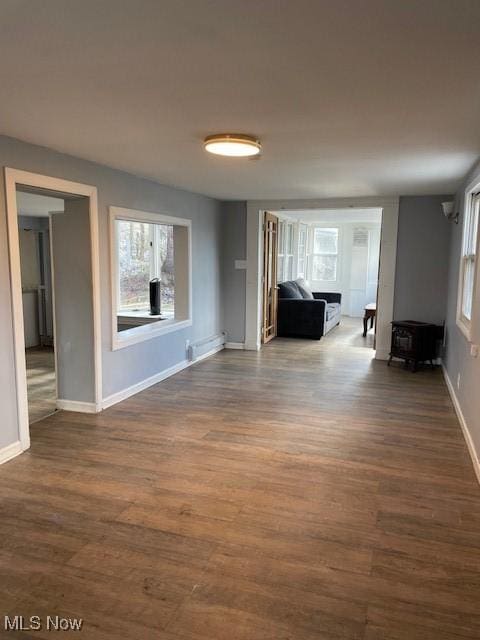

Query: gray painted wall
left=0, top=135, right=222, bottom=450
left=221, top=201, right=247, bottom=343
left=51, top=200, right=95, bottom=403
left=444, top=161, right=480, bottom=457
left=394, top=195, right=452, bottom=325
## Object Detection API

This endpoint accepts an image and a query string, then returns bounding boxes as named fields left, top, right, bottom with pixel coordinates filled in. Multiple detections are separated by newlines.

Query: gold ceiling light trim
left=204, top=133, right=261, bottom=157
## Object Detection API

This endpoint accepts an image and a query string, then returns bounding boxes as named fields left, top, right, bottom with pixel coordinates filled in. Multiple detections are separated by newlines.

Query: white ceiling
left=1, top=0, right=480, bottom=200
left=16, top=191, right=64, bottom=217
left=276, top=208, right=382, bottom=224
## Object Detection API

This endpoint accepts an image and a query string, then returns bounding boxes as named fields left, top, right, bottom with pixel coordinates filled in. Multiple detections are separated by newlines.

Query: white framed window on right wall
left=457, top=185, right=480, bottom=341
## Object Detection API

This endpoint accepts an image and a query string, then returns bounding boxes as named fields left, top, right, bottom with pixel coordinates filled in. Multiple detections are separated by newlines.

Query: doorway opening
left=5, top=169, right=102, bottom=453
left=17, top=189, right=63, bottom=423
left=263, top=207, right=383, bottom=353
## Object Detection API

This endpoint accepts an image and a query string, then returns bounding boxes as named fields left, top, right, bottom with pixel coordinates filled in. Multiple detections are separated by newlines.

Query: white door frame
left=4, top=168, right=102, bottom=451
left=245, top=196, right=399, bottom=359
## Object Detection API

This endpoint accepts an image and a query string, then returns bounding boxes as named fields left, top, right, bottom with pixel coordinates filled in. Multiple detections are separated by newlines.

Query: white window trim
left=296, top=223, right=308, bottom=279
left=456, top=183, right=480, bottom=342
left=310, top=225, right=341, bottom=284
left=286, top=222, right=295, bottom=281
left=109, top=206, right=192, bottom=351
left=277, top=220, right=285, bottom=283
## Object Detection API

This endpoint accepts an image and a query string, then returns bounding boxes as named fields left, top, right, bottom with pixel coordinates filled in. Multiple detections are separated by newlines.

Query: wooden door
left=262, top=212, right=279, bottom=343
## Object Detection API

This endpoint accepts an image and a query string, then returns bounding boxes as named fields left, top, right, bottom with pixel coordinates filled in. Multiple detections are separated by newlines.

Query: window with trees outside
left=117, top=220, right=174, bottom=318
left=458, top=190, right=479, bottom=337
left=110, top=207, right=192, bottom=350
left=312, top=227, right=339, bottom=282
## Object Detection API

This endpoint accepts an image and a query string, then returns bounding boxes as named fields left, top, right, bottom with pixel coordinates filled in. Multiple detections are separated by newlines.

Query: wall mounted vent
left=353, top=227, right=369, bottom=247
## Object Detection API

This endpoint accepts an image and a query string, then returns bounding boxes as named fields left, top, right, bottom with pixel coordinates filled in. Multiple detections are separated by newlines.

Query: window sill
left=112, top=317, right=192, bottom=351
left=117, top=310, right=174, bottom=327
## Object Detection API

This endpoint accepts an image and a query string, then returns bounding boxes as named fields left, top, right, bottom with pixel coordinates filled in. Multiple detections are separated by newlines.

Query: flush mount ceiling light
left=204, top=134, right=261, bottom=157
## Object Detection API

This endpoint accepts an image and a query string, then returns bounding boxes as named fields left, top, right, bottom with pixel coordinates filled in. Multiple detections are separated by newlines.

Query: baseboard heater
left=187, top=332, right=225, bottom=361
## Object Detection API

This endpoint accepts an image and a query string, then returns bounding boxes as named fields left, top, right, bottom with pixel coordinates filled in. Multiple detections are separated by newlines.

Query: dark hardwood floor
left=25, top=347, right=56, bottom=424
left=1, top=322, right=479, bottom=639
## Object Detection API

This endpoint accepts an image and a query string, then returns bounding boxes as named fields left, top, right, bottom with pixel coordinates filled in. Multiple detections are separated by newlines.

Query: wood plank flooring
left=1, top=319, right=479, bottom=639
left=25, top=347, right=56, bottom=424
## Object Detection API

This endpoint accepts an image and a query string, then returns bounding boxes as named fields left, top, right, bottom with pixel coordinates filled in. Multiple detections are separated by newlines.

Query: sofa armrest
left=313, top=292, right=342, bottom=304
left=279, top=298, right=326, bottom=313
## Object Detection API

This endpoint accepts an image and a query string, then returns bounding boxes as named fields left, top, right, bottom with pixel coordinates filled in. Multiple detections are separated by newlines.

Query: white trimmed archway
left=245, top=196, right=400, bottom=359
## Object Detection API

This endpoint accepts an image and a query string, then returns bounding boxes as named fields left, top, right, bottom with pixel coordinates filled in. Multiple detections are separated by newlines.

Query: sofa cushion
left=278, top=280, right=302, bottom=299
left=326, top=303, right=341, bottom=320
left=295, top=278, right=314, bottom=299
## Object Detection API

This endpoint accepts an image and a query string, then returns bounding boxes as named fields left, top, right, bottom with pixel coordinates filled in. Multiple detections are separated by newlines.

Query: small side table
left=363, top=303, right=376, bottom=337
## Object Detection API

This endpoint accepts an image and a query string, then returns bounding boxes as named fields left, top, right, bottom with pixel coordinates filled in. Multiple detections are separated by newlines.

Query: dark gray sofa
left=277, top=279, right=341, bottom=340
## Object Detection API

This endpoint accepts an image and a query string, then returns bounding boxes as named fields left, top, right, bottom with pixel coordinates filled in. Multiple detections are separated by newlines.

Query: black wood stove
left=388, top=321, right=442, bottom=371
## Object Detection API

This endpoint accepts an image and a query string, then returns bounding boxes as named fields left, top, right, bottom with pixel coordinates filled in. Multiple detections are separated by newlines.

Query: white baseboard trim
left=56, top=399, right=100, bottom=413
left=0, top=440, right=23, bottom=465
left=224, top=342, right=245, bottom=350
left=102, top=345, right=224, bottom=410
left=375, top=349, right=390, bottom=361
left=102, top=359, right=190, bottom=409
left=442, top=365, right=480, bottom=485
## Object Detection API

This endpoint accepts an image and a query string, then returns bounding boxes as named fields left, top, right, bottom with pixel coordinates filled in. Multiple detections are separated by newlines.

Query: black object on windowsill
left=150, top=278, right=161, bottom=316
left=388, top=320, right=443, bottom=372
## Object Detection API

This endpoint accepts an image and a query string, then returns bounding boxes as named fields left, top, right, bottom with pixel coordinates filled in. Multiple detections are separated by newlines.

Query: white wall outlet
left=470, top=344, right=479, bottom=358
left=234, top=259, right=247, bottom=270
left=457, top=372, right=461, bottom=389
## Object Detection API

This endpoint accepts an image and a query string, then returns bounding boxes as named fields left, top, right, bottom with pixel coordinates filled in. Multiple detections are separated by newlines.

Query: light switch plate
left=234, top=260, right=247, bottom=270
